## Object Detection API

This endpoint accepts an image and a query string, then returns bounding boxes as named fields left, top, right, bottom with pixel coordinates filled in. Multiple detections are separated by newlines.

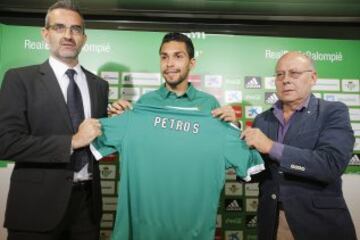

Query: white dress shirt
left=49, top=56, right=92, bottom=181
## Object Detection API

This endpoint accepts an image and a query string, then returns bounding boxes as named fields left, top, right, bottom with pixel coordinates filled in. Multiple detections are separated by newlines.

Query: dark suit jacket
left=0, top=60, right=109, bottom=231
left=253, top=95, right=357, bottom=240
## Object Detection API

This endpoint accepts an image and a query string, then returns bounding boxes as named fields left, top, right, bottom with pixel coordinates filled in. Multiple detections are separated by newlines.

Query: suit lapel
left=39, top=61, right=73, bottom=132
left=284, top=95, right=318, bottom=143
left=267, top=112, right=279, bottom=141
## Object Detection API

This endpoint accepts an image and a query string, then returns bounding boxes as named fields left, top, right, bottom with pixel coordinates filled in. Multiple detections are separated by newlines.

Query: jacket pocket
left=312, top=196, right=346, bottom=209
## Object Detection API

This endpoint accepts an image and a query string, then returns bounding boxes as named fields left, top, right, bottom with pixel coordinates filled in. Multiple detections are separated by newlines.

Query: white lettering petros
left=153, top=116, right=200, bottom=134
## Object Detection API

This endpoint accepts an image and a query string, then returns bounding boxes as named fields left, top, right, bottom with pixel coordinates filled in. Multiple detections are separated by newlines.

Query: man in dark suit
left=242, top=51, right=356, bottom=240
left=0, top=1, right=108, bottom=240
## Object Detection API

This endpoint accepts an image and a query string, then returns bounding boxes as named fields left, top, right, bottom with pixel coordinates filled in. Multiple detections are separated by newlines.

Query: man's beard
left=164, top=69, right=190, bottom=88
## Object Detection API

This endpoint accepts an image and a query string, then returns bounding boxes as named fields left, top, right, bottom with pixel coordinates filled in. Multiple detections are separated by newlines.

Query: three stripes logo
left=244, top=76, right=262, bottom=89
left=265, top=92, right=278, bottom=104
left=225, top=199, right=243, bottom=212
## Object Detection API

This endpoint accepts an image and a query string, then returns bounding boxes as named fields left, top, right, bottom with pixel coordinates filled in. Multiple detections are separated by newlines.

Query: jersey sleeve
left=91, top=112, right=130, bottom=160
left=224, top=126, right=265, bottom=181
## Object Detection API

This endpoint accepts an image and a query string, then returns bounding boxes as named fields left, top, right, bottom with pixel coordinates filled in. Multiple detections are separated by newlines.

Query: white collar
left=49, top=56, right=82, bottom=78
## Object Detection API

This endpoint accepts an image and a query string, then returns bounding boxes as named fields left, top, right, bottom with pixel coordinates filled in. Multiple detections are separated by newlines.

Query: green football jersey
left=92, top=104, right=264, bottom=240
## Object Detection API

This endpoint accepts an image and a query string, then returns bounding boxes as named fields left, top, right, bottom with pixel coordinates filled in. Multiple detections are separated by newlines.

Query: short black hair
left=45, top=0, right=84, bottom=28
left=159, top=32, right=195, bottom=59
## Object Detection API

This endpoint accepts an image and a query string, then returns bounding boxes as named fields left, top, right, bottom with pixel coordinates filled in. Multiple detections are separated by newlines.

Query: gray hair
left=44, top=0, right=84, bottom=28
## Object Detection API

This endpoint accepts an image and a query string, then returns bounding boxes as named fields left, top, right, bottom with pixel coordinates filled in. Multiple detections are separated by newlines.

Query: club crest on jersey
left=153, top=116, right=200, bottom=134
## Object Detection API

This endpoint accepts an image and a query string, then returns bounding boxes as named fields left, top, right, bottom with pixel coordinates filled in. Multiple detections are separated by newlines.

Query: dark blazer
left=253, top=95, right=357, bottom=240
left=0, top=60, right=108, bottom=231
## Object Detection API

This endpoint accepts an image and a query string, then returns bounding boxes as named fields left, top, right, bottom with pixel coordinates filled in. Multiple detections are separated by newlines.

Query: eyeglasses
left=275, top=70, right=313, bottom=81
left=46, top=24, right=84, bottom=35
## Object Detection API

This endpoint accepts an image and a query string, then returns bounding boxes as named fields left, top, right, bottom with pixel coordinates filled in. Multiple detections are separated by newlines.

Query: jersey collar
left=159, top=83, right=196, bottom=100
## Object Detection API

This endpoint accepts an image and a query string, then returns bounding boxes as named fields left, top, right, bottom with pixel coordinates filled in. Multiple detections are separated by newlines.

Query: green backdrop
left=0, top=23, right=359, bottom=240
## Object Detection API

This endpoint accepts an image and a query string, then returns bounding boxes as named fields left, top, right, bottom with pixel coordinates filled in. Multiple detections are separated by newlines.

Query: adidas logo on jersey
left=265, top=92, right=278, bottom=104
left=245, top=76, right=262, bottom=89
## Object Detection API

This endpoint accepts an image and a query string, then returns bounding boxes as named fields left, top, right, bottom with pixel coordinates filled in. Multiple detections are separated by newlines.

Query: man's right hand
left=107, top=99, right=132, bottom=116
left=241, top=127, right=273, bottom=154
left=71, top=118, right=101, bottom=149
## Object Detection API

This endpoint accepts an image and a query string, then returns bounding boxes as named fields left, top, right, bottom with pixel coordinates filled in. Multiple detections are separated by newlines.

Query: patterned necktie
left=65, top=69, right=89, bottom=172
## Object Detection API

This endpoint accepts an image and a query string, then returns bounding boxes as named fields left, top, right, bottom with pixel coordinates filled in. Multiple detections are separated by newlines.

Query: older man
left=242, top=51, right=356, bottom=240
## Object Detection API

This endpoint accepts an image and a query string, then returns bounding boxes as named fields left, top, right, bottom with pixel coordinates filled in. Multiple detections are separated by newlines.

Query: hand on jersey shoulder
left=107, top=99, right=133, bottom=116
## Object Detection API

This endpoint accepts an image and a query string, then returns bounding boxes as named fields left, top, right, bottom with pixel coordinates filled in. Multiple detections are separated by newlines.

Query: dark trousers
left=8, top=181, right=100, bottom=240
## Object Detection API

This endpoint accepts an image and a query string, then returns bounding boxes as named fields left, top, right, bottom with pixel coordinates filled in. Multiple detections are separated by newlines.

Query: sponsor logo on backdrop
left=120, top=87, right=141, bottom=101
left=225, top=199, right=243, bottom=212
left=245, top=121, right=253, bottom=128
left=102, top=197, right=118, bottom=211
left=188, top=75, right=202, bottom=88
left=323, top=94, right=360, bottom=106
left=342, top=79, right=360, bottom=92
left=246, top=198, right=258, bottom=212
left=100, top=71, right=119, bottom=84
left=108, top=86, right=119, bottom=100
left=204, top=75, right=223, bottom=88
left=121, top=72, right=161, bottom=86
left=244, top=183, right=259, bottom=196
left=349, top=108, right=360, bottom=121
left=225, top=182, right=243, bottom=196
left=100, top=165, right=116, bottom=179
left=232, top=105, right=242, bottom=119
left=265, top=92, right=278, bottom=104
left=312, top=79, right=340, bottom=91
left=101, top=181, right=116, bottom=195
left=224, top=217, right=242, bottom=225
left=225, top=230, right=243, bottom=240
left=245, top=106, right=262, bottom=119
left=100, top=213, right=114, bottom=228
left=184, top=32, right=206, bottom=39
left=225, top=91, right=242, bottom=103
left=244, top=76, right=262, bottom=89
left=216, top=214, right=222, bottom=228
left=355, top=138, right=360, bottom=151
left=244, top=94, right=262, bottom=101
left=224, top=77, right=242, bottom=86
left=226, top=168, right=237, bottom=181
left=245, top=215, right=257, bottom=228
left=351, top=123, right=360, bottom=136
left=101, top=154, right=117, bottom=162
left=264, top=77, right=276, bottom=90
left=100, top=230, right=112, bottom=240
left=349, top=154, right=360, bottom=165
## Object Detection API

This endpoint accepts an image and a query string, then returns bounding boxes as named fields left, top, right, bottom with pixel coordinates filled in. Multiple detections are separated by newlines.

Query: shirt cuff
left=269, top=142, right=284, bottom=162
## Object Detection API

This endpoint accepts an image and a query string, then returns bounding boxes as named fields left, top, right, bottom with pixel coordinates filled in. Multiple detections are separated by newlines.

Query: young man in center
left=109, top=32, right=238, bottom=123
